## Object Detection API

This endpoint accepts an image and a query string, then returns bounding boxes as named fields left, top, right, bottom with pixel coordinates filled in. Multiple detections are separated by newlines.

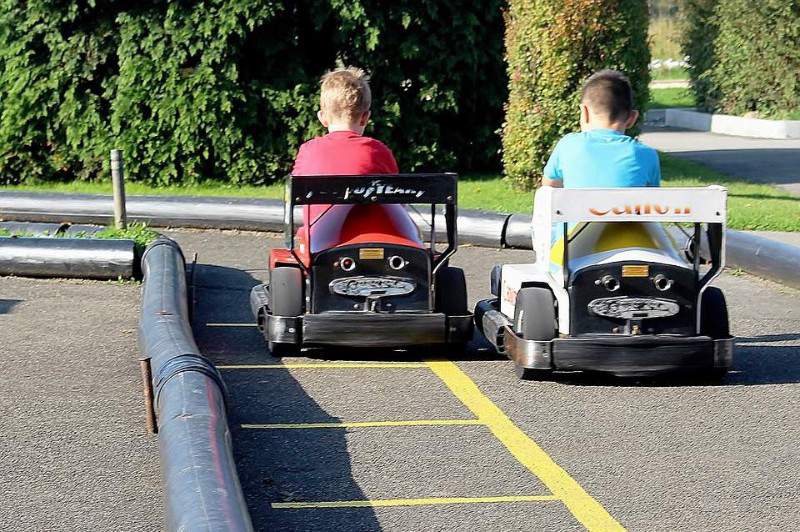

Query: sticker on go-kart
left=329, top=276, right=416, bottom=297
left=344, top=180, right=425, bottom=201
left=588, top=296, right=680, bottom=320
left=503, top=285, right=518, bottom=306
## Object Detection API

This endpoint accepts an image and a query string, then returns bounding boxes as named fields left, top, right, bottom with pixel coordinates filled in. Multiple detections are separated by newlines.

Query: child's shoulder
left=359, top=134, right=392, bottom=151
left=552, top=132, right=583, bottom=152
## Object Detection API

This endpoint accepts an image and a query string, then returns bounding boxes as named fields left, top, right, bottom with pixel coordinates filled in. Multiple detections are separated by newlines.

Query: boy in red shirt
left=292, top=67, right=416, bottom=253
left=293, top=67, right=398, bottom=176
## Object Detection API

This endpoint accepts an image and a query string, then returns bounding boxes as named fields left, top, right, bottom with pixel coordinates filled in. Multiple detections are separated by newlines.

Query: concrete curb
left=1, top=191, right=797, bottom=289
left=664, top=108, right=800, bottom=139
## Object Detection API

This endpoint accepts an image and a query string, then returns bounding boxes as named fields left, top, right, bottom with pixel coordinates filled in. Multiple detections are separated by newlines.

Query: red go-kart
left=250, top=173, right=472, bottom=355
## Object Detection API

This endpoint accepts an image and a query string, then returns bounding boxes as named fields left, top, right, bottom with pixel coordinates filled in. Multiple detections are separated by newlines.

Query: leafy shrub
left=0, top=1, right=505, bottom=185
left=502, top=0, right=651, bottom=190
left=709, top=0, right=800, bottom=119
left=681, top=0, right=720, bottom=111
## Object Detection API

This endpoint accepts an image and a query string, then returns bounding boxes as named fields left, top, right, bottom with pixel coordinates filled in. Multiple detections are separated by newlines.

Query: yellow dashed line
left=242, top=419, right=484, bottom=430
left=272, top=494, right=559, bottom=509
left=426, top=360, right=624, bottom=532
left=216, top=362, right=429, bottom=370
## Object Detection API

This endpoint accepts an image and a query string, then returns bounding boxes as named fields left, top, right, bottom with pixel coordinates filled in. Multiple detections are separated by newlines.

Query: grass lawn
left=651, top=67, right=689, bottom=81
left=462, top=155, right=800, bottom=232
left=2, top=154, right=797, bottom=232
left=0, top=222, right=160, bottom=252
left=649, top=87, right=695, bottom=109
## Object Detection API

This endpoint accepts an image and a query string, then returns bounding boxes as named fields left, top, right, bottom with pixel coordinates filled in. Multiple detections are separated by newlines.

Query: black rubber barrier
left=3, top=191, right=798, bottom=289
left=0, top=237, right=134, bottom=279
left=727, top=230, right=800, bottom=290
left=0, top=221, right=106, bottom=238
left=0, top=191, right=285, bottom=231
left=139, top=237, right=253, bottom=532
left=0, top=191, right=509, bottom=246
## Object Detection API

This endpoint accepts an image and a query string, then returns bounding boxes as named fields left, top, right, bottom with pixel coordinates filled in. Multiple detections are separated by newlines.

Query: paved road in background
left=0, top=277, right=162, bottom=530
left=640, top=126, right=800, bottom=195
left=170, top=229, right=800, bottom=532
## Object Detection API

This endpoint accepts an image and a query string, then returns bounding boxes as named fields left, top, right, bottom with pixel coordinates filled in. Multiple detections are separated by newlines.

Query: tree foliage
left=502, top=0, right=651, bottom=190
left=683, top=0, right=800, bottom=119
left=0, top=1, right=505, bottom=185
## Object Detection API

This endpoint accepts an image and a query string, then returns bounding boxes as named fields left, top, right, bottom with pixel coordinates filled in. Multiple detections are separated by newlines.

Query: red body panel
left=271, top=204, right=424, bottom=269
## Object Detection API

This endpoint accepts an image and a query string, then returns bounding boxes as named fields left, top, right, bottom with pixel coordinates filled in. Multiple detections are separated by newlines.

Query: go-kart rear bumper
left=504, top=327, right=733, bottom=375
left=262, top=312, right=472, bottom=348
left=473, top=298, right=733, bottom=375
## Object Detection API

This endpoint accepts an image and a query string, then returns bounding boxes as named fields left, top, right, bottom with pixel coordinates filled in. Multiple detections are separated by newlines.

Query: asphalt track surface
left=0, top=277, right=162, bottom=530
left=639, top=127, right=800, bottom=196
left=172, top=229, right=800, bottom=532
left=2, top=228, right=799, bottom=531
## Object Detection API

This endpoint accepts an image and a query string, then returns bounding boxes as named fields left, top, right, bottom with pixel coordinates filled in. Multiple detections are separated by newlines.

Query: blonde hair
left=319, top=67, right=372, bottom=123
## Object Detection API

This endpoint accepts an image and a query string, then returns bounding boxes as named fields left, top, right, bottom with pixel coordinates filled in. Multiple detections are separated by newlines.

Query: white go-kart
left=474, top=186, right=733, bottom=379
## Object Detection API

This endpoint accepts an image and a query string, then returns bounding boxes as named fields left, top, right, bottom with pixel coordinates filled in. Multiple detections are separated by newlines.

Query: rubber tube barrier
left=139, top=237, right=253, bottom=532
left=0, top=237, right=134, bottom=279
left=0, top=192, right=285, bottom=232
left=3, top=191, right=798, bottom=288
left=0, top=221, right=106, bottom=238
left=726, top=230, right=800, bottom=290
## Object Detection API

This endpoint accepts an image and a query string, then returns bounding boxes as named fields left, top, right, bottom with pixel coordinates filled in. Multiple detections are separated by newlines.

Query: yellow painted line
left=272, top=494, right=559, bottom=509
left=426, top=360, right=625, bottom=532
left=242, top=419, right=484, bottom=430
left=216, top=362, right=429, bottom=370
left=205, top=322, right=258, bottom=327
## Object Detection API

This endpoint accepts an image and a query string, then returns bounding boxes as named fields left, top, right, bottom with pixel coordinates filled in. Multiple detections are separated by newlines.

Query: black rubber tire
left=515, top=365, right=551, bottom=381
left=270, top=267, right=303, bottom=317
left=700, top=287, right=730, bottom=339
left=268, top=340, right=299, bottom=358
left=435, top=267, right=468, bottom=315
left=267, top=267, right=303, bottom=358
left=513, top=287, right=556, bottom=341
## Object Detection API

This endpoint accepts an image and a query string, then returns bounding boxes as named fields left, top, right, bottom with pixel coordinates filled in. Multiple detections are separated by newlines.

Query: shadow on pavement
left=190, top=264, right=382, bottom=532
left=0, top=298, right=22, bottom=314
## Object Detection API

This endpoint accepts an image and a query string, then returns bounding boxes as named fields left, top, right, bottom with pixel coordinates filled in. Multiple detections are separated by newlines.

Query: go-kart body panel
left=255, top=173, right=470, bottom=349
left=479, top=186, right=733, bottom=375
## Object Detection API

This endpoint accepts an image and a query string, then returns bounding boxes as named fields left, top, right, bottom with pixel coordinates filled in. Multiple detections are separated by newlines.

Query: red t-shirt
left=292, top=130, right=399, bottom=175
left=292, top=130, right=403, bottom=235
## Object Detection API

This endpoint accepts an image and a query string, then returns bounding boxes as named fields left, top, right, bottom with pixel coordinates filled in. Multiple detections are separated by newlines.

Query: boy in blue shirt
left=542, top=69, right=660, bottom=188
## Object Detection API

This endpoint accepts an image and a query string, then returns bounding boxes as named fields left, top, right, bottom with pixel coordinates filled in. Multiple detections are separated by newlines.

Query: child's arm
left=542, top=138, right=564, bottom=187
left=649, top=150, right=662, bottom=187
left=542, top=176, right=563, bottom=188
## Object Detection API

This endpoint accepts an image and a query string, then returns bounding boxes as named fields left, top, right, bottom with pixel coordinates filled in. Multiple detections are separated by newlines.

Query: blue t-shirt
left=543, top=129, right=660, bottom=188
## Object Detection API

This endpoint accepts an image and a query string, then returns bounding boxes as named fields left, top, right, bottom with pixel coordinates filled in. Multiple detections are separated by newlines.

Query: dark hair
left=580, top=69, right=634, bottom=122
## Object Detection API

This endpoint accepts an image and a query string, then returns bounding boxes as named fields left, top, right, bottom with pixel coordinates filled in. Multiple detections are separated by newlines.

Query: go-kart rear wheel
left=512, top=287, right=556, bottom=381
left=700, top=286, right=730, bottom=379
left=700, top=287, right=729, bottom=339
left=270, top=267, right=303, bottom=316
left=268, top=267, right=303, bottom=358
left=268, top=340, right=299, bottom=358
left=513, top=287, right=556, bottom=341
left=435, top=266, right=468, bottom=315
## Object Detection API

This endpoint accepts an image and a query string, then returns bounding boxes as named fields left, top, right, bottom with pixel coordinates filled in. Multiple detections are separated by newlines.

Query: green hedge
left=681, top=0, right=720, bottom=111
left=711, top=0, right=800, bottom=119
left=0, top=1, right=505, bottom=185
left=683, top=0, right=800, bottom=119
left=502, top=0, right=651, bottom=190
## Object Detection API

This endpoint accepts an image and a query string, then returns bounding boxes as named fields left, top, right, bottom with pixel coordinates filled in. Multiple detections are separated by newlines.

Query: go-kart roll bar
left=283, top=174, right=458, bottom=271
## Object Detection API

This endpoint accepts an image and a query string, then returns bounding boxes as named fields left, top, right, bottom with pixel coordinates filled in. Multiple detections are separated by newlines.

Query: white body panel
left=500, top=264, right=571, bottom=335
left=499, top=186, right=728, bottom=337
